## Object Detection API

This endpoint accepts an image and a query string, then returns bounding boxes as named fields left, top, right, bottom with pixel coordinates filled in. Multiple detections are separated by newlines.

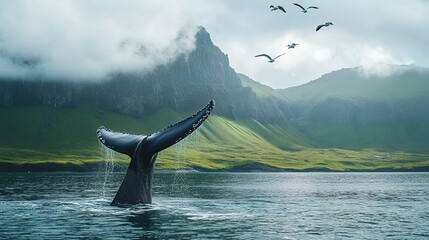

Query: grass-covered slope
left=0, top=106, right=428, bottom=171
left=275, top=66, right=429, bottom=154
left=297, top=123, right=429, bottom=154
left=238, top=73, right=285, bottom=99
left=280, top=66, right=429, bottom=103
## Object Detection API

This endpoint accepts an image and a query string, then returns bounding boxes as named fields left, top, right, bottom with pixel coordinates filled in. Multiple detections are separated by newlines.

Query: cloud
left=205, top=0, right=429, bottom=88
left=1, top=0, right=428, bottom=88
left=0, top=0, right=215, bottom=81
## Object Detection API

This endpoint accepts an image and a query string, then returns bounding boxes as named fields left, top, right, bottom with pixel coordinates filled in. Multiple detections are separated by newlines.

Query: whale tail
left=96, top=99, right=215, bottom=157
left=96, top=100, right=215, bottom=205
left=96, top=127, right=146, bottom=157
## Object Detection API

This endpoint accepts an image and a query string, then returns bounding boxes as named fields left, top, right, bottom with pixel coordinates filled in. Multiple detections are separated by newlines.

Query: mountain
left=280, top=65, right=429, bottom=102
left=237, top=64, right=429, bottom=153
left=238, top=73, right=285, bottom=99
left=0, top=28, right=287, bottom=123
left=0, top=27, right=428, bottom=171
left=279, top=65, right=429, bottom=153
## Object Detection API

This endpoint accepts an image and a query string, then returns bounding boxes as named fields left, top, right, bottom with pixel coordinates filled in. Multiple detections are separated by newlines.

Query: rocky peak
left=0, top=27, right=288, bottom=123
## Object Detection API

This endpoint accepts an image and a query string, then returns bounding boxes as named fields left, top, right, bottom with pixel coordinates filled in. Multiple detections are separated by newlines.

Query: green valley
left=1, top=29, right=428, bottom=172
left=0, top=105, right=427, bottom=171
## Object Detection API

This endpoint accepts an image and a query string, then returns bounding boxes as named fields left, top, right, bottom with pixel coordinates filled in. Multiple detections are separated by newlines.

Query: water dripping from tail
left=171, top=128, right=201, bottom=197
left=171, top=137, right=188, bottom=197
left=98, top=142, right=115, bottom=198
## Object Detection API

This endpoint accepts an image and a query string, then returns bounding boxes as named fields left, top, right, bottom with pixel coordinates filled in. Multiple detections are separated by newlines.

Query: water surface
left=1, top=172, right=428, bottom=239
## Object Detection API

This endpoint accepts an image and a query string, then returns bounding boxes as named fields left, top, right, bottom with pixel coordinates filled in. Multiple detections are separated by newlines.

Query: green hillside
left=280, top=66, right=429, bottom=102
left=238, top=73, right=285, bottom=99
left=1, top=105, right=428, bottom=171
left=300, top=123, right=429, bottom=153
left=273, top=66, right=429, bottom=154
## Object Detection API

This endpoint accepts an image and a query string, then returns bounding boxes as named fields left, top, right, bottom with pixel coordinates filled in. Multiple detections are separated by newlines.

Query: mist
left=0, top=0, right=215, bottom=81
left=206, top=0, right=429, bottom=88
left=1, top=0, right=428, bottom=88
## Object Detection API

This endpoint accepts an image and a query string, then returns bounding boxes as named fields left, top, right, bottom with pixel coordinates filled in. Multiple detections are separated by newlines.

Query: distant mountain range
left=243, top=64, right=429, bottom=153
left=1, top=27, right=428, bottom=171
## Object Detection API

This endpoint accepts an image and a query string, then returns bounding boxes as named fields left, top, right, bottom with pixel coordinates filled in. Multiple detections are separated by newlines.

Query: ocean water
left=0, top=172, right=428, bottom=239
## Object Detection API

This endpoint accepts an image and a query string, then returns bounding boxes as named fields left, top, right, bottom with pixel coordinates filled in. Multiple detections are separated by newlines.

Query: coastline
left=1, top=162, right=428, bottom=173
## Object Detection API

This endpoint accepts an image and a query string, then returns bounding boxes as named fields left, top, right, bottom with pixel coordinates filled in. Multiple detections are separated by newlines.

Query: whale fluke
left=97, top=127, right=145, bottom=157
left=144, top=99, right=214, bottom=155
left=97, top=100, right=215, bottom=205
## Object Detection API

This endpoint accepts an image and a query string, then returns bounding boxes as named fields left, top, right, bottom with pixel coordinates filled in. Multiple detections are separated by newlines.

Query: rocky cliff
left=0, top=28, right=288, bottom=123
left=2, top=27, right=428, bottom=153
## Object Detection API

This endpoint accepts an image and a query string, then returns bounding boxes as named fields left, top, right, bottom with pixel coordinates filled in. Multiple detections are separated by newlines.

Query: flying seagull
left=316, top=22, right=333, bottom=31
left=255, top=53, right=286, bottom=63
left=287, top=43, right=300, bottom=49
left=270, top=5, right=287, bottom=13
left=293, top=3, right=318, bottom=13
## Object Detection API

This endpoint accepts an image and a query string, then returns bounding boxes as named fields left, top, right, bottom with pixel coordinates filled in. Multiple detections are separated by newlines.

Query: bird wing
left=278, top=6, right=286, bottom=13
left=316, top=25, right=323, bottom=31
left=273, top=53, right=286, bottom=60
left=293, top=3, right=306, bottom=11
left=307, top=6, right=319, bottom=10
left=255, top=54, right=273, bottom=61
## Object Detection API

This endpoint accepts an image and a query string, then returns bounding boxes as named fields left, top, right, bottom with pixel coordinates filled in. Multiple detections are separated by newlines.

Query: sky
left=0, top=0, right=428, bottom=88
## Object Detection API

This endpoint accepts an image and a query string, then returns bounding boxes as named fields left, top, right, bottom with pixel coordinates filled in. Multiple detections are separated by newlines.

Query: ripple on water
left=0, top=172, right=428, bottom=239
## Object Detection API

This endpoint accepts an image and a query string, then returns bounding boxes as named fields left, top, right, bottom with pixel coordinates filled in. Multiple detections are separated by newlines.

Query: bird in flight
left=270, top=5, right=287, bottom=13
left=316, top=22, right=333, bottom=31
left=293, top=3, right=318, bottom=13
left=287, top=43, right=300, bottom=49
left=255, top=53, right=286, bottom=63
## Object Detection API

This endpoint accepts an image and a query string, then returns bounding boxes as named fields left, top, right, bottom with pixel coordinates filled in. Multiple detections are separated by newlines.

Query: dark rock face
left=0, top=28, right=288, bottom=123
left=2, top=27, right=427, bottom=129
left=301, top=96, right=429, bottom=126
